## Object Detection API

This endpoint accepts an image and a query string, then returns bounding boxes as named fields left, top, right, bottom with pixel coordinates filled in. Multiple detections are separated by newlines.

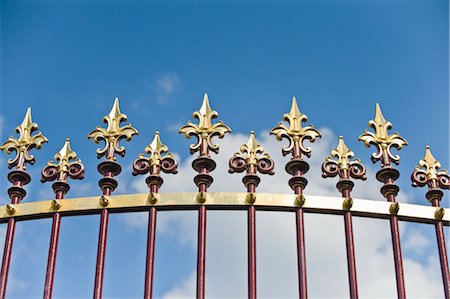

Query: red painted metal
left=339, top=187, right=359, bottom=299
left=435, top=220, right=450, bottom=299
left=93, top=187, right=111, bottom=299
left=431, top=200, right=450, bottom=299
left=0, top=180, right=25, bottom=299
left=389, top=215, right=406, bottom=299
left=295, top=207, right=308, bottom=299
left=248, top=206, right=257, bottom=299
left=43, top=190, right=65, bottom=299
left=43, top=213, right=61, bottom=299
left=343, top=212, right=358, bottom=299
left=247, top=181, right=257, bottom=299
left=0, top=217, right=16, bottom=299
left=144, top=184, right=159, bottom=299
left=144, top=207, right=157, bottom=299
left=197, top=204, right=207, bottom=299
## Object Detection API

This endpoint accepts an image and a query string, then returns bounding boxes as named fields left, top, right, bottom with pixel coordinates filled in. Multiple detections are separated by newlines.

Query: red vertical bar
left=0, top=195, right=20, bottom=299
left=341, top=189, right=358, bottom=299
left=389, top=216, right=406, bottom=299
left=93, top=209, right=109, bottom=299
left=43, top=213, right=62, bottom=299
left=43, top=190, right=65, bottom=299
left=343, top=212, right=358, bottom=299
left=0, top=218, right=16, bottom=299
left=248, top=206, right=257, bottom=299
left=144, top=207, right=157, bottom=299
left=296, top=208, right=307, bottom=299
left=435, top=221, right=450, bottom=299
left=93, top=186, right=111, bottom=299
left=197, top=204, right=207, bottom=299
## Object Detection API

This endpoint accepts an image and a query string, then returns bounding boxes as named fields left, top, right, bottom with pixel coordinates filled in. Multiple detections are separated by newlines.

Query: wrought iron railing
left=0, top=95, right=448, bottom=299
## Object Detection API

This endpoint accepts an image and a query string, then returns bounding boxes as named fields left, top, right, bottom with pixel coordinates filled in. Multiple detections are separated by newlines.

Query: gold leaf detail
left=0, top=108, right=48, bottom=169
left=270, top=97, right=321, bottom=157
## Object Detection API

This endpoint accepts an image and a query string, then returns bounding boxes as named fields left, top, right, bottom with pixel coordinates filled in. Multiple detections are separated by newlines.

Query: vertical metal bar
left=390, top=216, right=406, bottom=299
left=43, top=213, right=62, bottom=299
left=144, top=207, right=157, bottom=299
left=93, top=187, right=111, bottom=299
left=295, top=207, right=307, bottom=299
left=294, top=182, right=308, bottom=299
left=144, top=182, right=159, bottom=299
left=247, top=206, right=257, bottom=299
left=343, top=211, right=358, bottom=299
left=0, top=195, right=20, bottom=299
left=246, top=179, right=257, bottom=299
left=341, top=188, right=358, bottom=299
left=197, top=204, right=207, bottom=299
left=435, top=220, right=450, bottom=298
left=43, top=190, right=64, bottom=299
left=0, top=218, right=16, bottom=299
left=432, top=199, right=450, bottom=299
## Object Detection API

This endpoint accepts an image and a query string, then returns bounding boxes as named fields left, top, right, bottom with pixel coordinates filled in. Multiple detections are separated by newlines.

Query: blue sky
left=0, top=0, right=449, bottom=298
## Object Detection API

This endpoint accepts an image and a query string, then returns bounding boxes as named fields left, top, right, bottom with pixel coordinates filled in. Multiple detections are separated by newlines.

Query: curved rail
left=0, top=192, right=448, bottom=225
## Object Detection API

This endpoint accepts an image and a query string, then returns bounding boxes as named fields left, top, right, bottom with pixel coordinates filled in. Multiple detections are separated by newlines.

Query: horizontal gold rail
left=0, top=192, right=447, bottom=225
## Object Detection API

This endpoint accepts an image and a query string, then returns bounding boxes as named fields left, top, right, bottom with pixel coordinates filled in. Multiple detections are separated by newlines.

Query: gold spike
left=417, top=146, right=447, bottom=181
left=1, top=107, right=48, bottom=169
left=270, top=97, right=321, bottom=157
left=88, top=97, right=138, bottom=160
left=179, top=94, right=231, bottom=155
left=359, top=103, right=407, bottom=165
left=199, top=93, right=213, bottom=116
left=107, top=97, right=123, bottom=132
left=289, top=97, right=302, bottom=119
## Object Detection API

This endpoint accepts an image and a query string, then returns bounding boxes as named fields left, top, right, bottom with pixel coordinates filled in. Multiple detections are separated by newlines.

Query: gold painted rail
left=1, top=192, right=448, bottom=225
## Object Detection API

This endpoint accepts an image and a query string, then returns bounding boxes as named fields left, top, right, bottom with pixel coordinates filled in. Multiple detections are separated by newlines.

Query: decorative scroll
left=412, top=146, right=449, bottom=190
left=133, top=131, right=178, bottom=176
left=41, top=139, right=85, bottom=184
left=322, top=136, right=366, bottom=180
left=229, top=131, right=274, bottom=175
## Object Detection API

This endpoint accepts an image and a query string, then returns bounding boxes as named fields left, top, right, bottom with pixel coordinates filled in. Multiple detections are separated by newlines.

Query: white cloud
left=154, top=73, right=182, bottom=104
left=122, top=128, right=443, bottom=298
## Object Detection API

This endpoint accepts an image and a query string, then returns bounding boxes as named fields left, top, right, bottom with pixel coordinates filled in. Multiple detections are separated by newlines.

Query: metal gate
left=0, top=95, right=448, bottom=299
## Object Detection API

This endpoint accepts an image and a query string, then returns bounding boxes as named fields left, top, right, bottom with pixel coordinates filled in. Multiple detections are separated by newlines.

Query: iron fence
left=0, top=95, right=448, bottom=299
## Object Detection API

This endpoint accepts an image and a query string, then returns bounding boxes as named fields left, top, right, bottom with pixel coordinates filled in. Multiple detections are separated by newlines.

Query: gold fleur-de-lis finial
left=322, top=136, right=366, bottom=180
left=179, top=93, right=231, bottom=155
left=133, top=131, right=178, bottom=177
left=41, top=138, right=85, bottom=183
left=88, top=97, right=138, bottom=160
left=411, top=146, right=449, bottom=191
left=330, top=136, right=355, bottom=172
left=229, top=132, right=275, bottom=175
left=359, top=103, right=407, bottom=165
left=0, top=108, right=48, bottom=169
left=239, top=131, right=266, bottom=167
left=270, top=97, right=321, bottom=157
